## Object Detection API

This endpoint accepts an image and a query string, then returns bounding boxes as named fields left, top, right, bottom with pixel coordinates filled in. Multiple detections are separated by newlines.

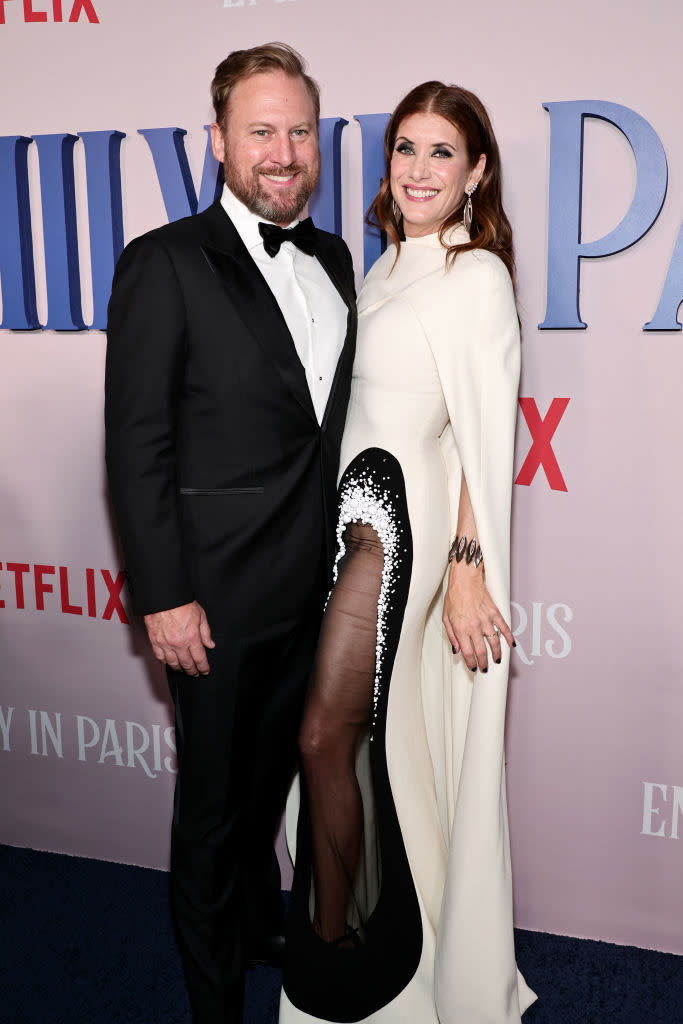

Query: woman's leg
left=298, top=522, right=384, bottom=942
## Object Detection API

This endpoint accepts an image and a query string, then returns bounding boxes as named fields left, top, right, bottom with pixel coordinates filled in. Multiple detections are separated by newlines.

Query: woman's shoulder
left=357, top=242, right=441, bottom=312
left=408, top=246, right=518, bottom=353
left=444, top=245, right=513, bottom=295
left=405, top=248, right=513, bottom=325
left=362, top=245, right=397, bottom=284
left=358, top=238, right=514, bottom=318
left=356, top=247, right=397, bottom=313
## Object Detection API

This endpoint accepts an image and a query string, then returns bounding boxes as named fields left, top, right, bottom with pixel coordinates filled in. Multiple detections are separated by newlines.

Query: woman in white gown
left=280, top=81, right=537, bottom=1024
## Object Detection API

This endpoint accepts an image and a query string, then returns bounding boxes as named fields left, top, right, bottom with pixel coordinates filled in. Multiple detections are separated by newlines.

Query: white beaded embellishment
left=331, top=455, right=406, bottom=735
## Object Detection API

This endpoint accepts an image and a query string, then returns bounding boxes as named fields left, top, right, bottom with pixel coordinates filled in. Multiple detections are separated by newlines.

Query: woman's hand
left=442, top=561, right=514, bottom=672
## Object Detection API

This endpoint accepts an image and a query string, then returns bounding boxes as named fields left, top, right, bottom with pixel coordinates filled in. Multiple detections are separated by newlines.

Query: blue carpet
left=0, top=844, right=681, bottom=1023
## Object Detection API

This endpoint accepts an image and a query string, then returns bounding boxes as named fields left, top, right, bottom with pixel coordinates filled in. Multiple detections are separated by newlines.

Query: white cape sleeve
left=418, top=249, right=537, bottom=1022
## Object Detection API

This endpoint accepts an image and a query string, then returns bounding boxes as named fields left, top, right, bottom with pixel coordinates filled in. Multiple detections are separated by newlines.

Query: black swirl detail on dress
left=284, top=448, right=422, bottom=1022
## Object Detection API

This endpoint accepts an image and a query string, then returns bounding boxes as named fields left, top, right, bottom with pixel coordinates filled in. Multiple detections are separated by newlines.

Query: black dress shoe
left=246, top=932, right=286, bottom=968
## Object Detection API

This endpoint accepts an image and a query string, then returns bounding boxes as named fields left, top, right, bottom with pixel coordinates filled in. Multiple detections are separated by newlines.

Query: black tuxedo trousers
left=105, top=200, right=356, bottom=1022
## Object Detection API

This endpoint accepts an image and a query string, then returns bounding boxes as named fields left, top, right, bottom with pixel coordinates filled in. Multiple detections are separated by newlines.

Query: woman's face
left=390, top=112, right=485, bottom=237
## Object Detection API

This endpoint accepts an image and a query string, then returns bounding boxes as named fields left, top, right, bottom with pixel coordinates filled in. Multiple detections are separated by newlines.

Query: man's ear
left=210, top=122, right=226, bottom=164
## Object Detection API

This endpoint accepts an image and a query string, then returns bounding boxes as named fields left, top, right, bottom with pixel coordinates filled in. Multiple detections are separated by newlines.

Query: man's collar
left=219, top=184, right=300, bottom=253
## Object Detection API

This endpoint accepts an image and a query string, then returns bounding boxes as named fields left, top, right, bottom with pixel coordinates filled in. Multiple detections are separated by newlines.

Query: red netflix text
left=0, top=0, right=99, bottom=24
left=515, top=397, right=570, bottom=492
left=0, top=562, right=129, bottom=623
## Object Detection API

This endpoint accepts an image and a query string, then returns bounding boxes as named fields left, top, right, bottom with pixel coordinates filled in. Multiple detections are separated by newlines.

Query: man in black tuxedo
left=105, top=42, right=356, bottom=1023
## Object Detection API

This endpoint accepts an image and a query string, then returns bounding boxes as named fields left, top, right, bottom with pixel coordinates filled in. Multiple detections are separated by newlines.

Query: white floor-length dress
left=280, top=226, right=537, bottom=1024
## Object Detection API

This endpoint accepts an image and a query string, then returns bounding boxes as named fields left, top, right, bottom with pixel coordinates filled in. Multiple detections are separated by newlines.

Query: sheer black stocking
left=298, top=522, right=384, bottom=943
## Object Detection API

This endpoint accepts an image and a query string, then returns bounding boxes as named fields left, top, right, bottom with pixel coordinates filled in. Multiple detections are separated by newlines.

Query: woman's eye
left=395, top=143, right=414, bottom=155
left=433, top=148, right=452, bottom=158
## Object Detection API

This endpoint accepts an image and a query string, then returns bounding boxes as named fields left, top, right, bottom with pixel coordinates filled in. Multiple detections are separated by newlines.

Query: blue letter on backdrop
left=33, top=133, right=86, bottom=330
left=644, top=223, right=683, bottom=331
left=355, top=114, right=390, bottom=275
left=80, top=130, right=125, bottom=330
left=138, top=127, right=223, bottom=222
left=308, top=117, right=348, bottom=236
left=539, top=101, right=668, bottom=330
left=0, top=135, right=39, bottom=329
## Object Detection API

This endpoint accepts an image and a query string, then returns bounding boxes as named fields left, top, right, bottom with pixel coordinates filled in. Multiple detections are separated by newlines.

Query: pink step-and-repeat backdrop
left=1, top=0, right=682, bottom=955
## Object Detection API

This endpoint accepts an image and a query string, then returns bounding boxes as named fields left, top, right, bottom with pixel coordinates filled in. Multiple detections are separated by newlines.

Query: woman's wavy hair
left=368, top=81, right=515, bottom=285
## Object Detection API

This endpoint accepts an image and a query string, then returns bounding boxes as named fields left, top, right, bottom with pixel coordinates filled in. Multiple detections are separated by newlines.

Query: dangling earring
left=463, top=180, right=478, bottom=232
left=392, top=197, right=402, bottom=222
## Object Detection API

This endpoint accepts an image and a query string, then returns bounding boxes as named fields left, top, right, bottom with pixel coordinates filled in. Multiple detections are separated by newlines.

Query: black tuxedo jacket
left=105, top=199, right=356, bottom=629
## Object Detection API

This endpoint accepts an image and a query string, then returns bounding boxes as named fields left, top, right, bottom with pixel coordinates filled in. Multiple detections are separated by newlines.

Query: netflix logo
left=515, top=397, right=570, bottom=492
left=0, top=0, right=98, bottom=23
left=0, top=561, right=129, bottom=624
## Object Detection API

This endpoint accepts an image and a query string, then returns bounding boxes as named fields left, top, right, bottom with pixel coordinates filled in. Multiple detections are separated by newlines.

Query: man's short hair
left=211, top=41, right=320, bottom=128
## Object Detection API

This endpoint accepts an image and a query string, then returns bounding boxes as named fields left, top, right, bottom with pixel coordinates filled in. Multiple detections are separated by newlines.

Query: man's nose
left=269, top=132, right=296, bottom=167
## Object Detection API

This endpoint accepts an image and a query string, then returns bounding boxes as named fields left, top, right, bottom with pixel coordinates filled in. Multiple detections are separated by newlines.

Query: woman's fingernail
left=452, top=645, right=457, bottom=654
left=482, top=667, right=488, bottom=673
left=495, top=658, right=501, bottom=664
left=471, top=666, right=477, bottom=672
left=512, top=640, right=517, bottom=648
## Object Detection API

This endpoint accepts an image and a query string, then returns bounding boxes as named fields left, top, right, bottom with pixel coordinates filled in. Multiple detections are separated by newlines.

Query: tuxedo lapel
left=200, top=201, right=317, bottom=424
left=315, top=238, right=356, bottom=313
left=315, top=233, right=357, bottom=431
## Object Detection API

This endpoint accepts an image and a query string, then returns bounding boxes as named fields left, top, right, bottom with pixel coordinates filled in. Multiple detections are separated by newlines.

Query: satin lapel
left=316, top=236, right=357, bottom=430
left=315, top=237, right=356, bottom=313
left=200, top=202, right=316, bottom=424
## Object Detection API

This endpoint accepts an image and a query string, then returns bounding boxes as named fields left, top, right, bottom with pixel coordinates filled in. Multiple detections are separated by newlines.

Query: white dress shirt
left=220, top=186, right=348, bottom=424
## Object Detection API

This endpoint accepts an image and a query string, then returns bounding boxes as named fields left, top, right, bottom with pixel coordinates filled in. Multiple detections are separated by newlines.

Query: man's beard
left=224, top=158, right=320, bottom=225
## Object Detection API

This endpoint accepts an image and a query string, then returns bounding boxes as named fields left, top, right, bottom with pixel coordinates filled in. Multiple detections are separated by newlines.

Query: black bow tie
left=258, top=217, right=317, bottom=258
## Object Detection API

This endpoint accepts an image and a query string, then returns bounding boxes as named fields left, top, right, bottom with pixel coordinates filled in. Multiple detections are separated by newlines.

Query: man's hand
left=144, top=601, right=215, bottom=677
